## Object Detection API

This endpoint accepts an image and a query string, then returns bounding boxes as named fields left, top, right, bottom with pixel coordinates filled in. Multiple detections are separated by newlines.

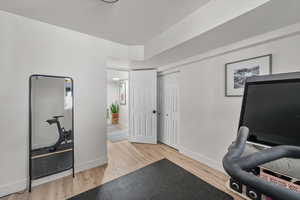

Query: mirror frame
left=28, top=74, right=74, bottom=191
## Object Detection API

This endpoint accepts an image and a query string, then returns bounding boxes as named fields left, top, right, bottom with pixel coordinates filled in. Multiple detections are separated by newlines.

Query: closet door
left=158, top=78, right=164, bottom=143
left=158, top=73, right=179, bottom=149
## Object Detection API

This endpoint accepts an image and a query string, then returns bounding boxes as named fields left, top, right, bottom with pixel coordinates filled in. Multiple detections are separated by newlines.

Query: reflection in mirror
left=31, top=76, right=73, bottom=151
left=29, top=75, right=74, bottom=188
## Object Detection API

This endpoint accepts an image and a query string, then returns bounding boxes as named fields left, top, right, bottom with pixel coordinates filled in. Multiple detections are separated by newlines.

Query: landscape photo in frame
left=225, top=54, right=272, bottom=97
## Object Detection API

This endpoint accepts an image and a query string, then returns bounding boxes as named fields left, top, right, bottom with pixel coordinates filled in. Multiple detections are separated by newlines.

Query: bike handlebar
left=223, top=126, right=300, bottom=200
left=53, top=115, right=64, bottom=119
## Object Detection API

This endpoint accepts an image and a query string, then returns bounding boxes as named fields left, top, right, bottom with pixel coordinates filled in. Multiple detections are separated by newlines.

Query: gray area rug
left=69, top=159, right=233, bottom=200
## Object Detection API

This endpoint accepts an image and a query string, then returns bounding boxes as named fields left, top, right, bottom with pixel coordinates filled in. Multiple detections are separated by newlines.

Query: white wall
left=178, top=33, right=300, bottom=171
left=0, top=11, right=129, bottom=197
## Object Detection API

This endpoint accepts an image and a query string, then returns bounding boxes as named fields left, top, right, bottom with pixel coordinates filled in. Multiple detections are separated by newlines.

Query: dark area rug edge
left=67, top=158, right=167, bottom=199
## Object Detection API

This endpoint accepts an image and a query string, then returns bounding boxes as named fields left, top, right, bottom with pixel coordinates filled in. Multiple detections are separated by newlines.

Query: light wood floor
left=2, top=140, right=242, bottom=200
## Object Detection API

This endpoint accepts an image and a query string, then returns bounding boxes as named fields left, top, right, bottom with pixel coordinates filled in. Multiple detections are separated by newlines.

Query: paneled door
left=158, top=72, right=179, bottom=149
left=129, top=70, right=157, bottom=144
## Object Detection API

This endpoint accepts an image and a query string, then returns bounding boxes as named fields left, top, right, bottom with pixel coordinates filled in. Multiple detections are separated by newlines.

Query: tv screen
left=241, top=79, right=300, bottom=147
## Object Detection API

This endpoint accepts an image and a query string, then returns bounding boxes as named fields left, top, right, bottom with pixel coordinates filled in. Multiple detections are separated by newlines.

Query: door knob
left=152, top=110, right=156, bottom=114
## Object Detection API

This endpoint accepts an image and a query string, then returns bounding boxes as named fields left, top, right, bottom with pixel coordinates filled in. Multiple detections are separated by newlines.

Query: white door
left=129, top=70, right=157, bottom=144
left=158, top=72, right=179, bottom=149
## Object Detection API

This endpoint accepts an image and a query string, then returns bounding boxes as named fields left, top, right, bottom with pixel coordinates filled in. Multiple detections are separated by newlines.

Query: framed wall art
left=225, top=54, right=272, bottom=97
left=119, top=81, right=126, bottom=105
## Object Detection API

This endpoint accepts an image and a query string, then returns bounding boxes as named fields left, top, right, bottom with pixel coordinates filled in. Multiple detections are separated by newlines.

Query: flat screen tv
left=239, top=72, right=300, bottom=147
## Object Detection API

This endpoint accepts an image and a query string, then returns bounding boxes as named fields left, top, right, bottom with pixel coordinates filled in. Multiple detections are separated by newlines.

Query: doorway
left=106, top=69, right=129, bottom=142
left=158, top=72, right=179, bottom=149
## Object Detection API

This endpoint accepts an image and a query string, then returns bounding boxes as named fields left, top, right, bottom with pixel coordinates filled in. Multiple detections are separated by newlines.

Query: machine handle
left=53, top=115, right=64, bottom=119
left=223, top=126, right=300, bottom=200
left=232, top=183, right=240, bottom=190
left=249, top=191, right=258, bottom=199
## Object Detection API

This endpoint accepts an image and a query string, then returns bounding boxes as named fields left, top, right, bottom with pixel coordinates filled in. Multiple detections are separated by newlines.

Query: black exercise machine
left=46, top=115, right=72, bottom=152
left=223, top=127, right=300, bottom=200
left=223, top=72, right=300, bottom=200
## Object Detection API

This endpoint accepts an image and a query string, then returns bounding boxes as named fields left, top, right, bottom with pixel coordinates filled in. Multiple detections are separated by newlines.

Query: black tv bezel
left=238, top=72, right=300, bottom=147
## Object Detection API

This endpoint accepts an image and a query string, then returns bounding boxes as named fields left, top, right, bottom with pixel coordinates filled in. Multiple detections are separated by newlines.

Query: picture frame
left=119, top=81, right=126, bottom=105
left=225, top=54, right=272, bottom=97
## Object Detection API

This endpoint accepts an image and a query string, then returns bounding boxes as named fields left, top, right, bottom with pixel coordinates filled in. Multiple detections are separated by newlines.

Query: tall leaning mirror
left=29, top=75, right=74, bottom=191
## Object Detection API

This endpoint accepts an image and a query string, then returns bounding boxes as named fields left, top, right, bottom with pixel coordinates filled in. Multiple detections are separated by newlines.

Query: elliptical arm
left=223, top=126, right=300, bottom=200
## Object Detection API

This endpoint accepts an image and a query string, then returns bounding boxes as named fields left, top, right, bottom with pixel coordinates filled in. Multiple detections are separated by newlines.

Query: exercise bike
left=223, top=127, right=300, bottom=200
left=46, top=115, right=72, bottom=152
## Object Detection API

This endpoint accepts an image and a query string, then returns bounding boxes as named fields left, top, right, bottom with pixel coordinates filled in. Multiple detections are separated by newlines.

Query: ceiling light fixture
left=102, top=0, right=119, bottom=3
left=112, top=77, right=120, bottom=81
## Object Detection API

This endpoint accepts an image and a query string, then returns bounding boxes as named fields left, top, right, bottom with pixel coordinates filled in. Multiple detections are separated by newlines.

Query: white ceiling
left=0, top=0, right=211, bottom=45
left=2, top=0, right=300, bottom=69
left=132, top=0, right=300, bottom=69
left=107, top=69, right=128, bottom=82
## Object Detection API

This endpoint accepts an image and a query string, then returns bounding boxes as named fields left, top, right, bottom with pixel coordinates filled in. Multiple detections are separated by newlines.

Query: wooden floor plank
left=2, top=140, right=242, bottom=200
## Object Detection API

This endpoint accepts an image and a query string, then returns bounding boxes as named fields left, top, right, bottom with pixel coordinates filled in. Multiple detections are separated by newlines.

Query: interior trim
left=158, top=23, right=300, bottom=72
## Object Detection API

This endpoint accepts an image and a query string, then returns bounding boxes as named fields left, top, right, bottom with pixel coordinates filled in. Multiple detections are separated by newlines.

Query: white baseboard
left=129, top=136, right=156, bottom=144
left=75, top=156, right=108, bottom=173
left=0, top=156, right=108, bottom=198
left=179, top=145, right=224, bottom=173
left=0, top=179, right=27, bottom=198
left=32, top=170, right=72, bottom=187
